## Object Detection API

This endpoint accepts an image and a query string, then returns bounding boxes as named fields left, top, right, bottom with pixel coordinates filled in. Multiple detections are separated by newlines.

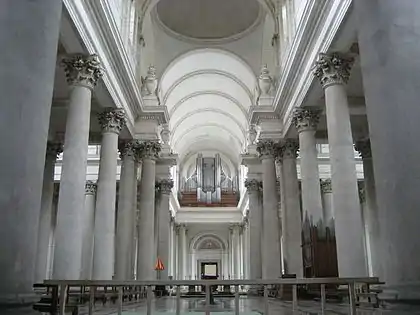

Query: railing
left=42, top=278, right=382, bottom=315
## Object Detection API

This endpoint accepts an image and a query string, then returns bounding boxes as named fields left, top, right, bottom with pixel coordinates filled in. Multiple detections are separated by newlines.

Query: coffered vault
left=160, top=49, right=256, bottom=167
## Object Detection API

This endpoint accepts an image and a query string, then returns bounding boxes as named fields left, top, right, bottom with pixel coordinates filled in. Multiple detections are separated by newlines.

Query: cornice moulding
left=270, top=0, right=352, bottom=136
left=62, top=0, right=145, bottom=137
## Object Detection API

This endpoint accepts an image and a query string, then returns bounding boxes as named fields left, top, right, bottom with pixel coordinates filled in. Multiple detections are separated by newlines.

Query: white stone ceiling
left=155, top=0, right=261, bottom=40
left=160, top=49, right=256, bottom=166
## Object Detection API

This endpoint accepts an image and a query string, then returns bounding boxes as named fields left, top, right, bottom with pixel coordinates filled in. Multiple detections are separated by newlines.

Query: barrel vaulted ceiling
left=137, top=0, right=279, bottom=167
left=159, top=49, right=256, bottom=165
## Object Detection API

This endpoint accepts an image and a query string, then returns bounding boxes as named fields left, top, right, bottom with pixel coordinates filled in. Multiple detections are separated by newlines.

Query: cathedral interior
left=1, top=0, right=420, bottom=314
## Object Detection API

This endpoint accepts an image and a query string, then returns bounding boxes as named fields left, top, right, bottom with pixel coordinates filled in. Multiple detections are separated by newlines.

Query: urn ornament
left=258, top=64, right=272, bottom=96
left=143, top=65, right=158, bottom=95
left=247, top=125, right=257, bottom=145
left=160, top=124, right=170, bottom=145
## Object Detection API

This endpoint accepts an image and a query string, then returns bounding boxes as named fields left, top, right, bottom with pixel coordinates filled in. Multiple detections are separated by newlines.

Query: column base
left=0, top=293, right=39, bottom=307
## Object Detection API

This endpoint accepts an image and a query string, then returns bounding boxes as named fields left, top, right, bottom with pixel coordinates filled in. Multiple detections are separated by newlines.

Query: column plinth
left=54, top=54, right=103, bottom=280
left=314, top=52, right=367, bottom=277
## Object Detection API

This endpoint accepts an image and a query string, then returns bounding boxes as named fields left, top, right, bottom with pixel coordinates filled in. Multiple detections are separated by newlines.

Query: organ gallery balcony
left=178, top=189, right=239, bottom=207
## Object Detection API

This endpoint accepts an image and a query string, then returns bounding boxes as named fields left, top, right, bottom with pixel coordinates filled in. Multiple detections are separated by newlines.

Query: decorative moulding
left=269, top=0, right=352, bottom=136
left=150, top=5, right=264, bottom=45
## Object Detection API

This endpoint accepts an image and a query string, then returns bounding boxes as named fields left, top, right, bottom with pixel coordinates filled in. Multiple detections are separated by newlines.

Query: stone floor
left=2, top=296, right=420, bottom=314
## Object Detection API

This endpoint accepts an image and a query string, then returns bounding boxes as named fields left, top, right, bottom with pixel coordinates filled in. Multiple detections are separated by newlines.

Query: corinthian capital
left=118, top=140, right=139, bottom=159
left=279, top=139, right=299, bottom=159
left=256, top=139, right=278, bottom=159
left=320, top=179, right=332, bottom=193
left=244, top=179, right=262, bottom=192
left=158, top=179, right=174, bottom=194
left=61, top=54, right=103, bottom=89
left=46, top=141, right=63, bottom=159
left=97, top=108, right=126, bottom=134
left=85, top=181, right=97, bottom=195
left=292, top=107, right=322, bottom=133
left=138, top=140, right=161, bottom=160
left=313, top=52, right=354, bottom=88
left=354, top=138, right=372, bottom=159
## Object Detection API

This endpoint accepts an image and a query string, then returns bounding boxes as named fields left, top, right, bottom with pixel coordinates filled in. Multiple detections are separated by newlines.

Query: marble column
left=320, top=179, right=334, bottom=228
left=54, top=54, right=103, bottom=280
left=230, top=224, right=241, bottom=279
left=137, top=141, right=161, bottom=280
left=355, top=1, right=420, bottom=297
left=178, top=224, right=187, bottom=280
left=239, top=226, right=244, bottom=279
left=355, top=139, right=381, bottom=278
left=242, top=219, right=250, bottom=279
left=293, top=107, right=324, bottom=225
left=115, top=140, right=138, bottom=280
left=129, top=164, right=139, bottom=279
left=175, top=225, right=180, bottom=279
left=35, top=142, right=63, bottom=283
left=92, top=108, right=126, bottom=280
left=278, top=139, right=303, bottom=277
left=228, top=227, right=233, bottom=278
left=0, top=0, right=62, bottom=302
left=156, top=179, right=174, bottom=280
left=314, top=52, right=366, bottom=277
left=256, top=140, right=282, bottom=279
left=80, top=181, right=97, bottom=280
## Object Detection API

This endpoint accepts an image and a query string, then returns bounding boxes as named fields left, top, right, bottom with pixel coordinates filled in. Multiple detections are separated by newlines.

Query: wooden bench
left=32, top=284, right=79, bottom=315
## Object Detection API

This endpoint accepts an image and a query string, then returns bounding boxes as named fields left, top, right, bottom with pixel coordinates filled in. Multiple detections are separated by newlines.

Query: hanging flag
left=155, top=257, right=165, bottom=271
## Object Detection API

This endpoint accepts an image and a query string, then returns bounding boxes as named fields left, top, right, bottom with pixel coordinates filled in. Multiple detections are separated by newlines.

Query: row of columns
left=248, top=51, right=384, bottom=280
left=28, top=53, right=174, bottom=282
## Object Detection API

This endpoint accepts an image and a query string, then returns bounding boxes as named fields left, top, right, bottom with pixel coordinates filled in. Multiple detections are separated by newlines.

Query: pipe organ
left=181, top=153, right=238, bottom=204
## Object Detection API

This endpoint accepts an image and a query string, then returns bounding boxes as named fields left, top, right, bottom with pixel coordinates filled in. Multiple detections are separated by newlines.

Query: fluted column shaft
left=293, top=108, right=324, bottom=224
left=35, top=142, right=62, bottom=283
left=257, top=140, right=282, bottom=279
left=279, top=140, right=303, bottom=277
left=115, top=141, right=137, bottom=280
left=314, top=52, right=366, bottom=277
left=80, top=182, right=96, bottom=279
left=156, top=179, right=174, bottom=280
left=54, top=54, right=103, bottom=280
left=92, top=108, right=126, bottom=280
